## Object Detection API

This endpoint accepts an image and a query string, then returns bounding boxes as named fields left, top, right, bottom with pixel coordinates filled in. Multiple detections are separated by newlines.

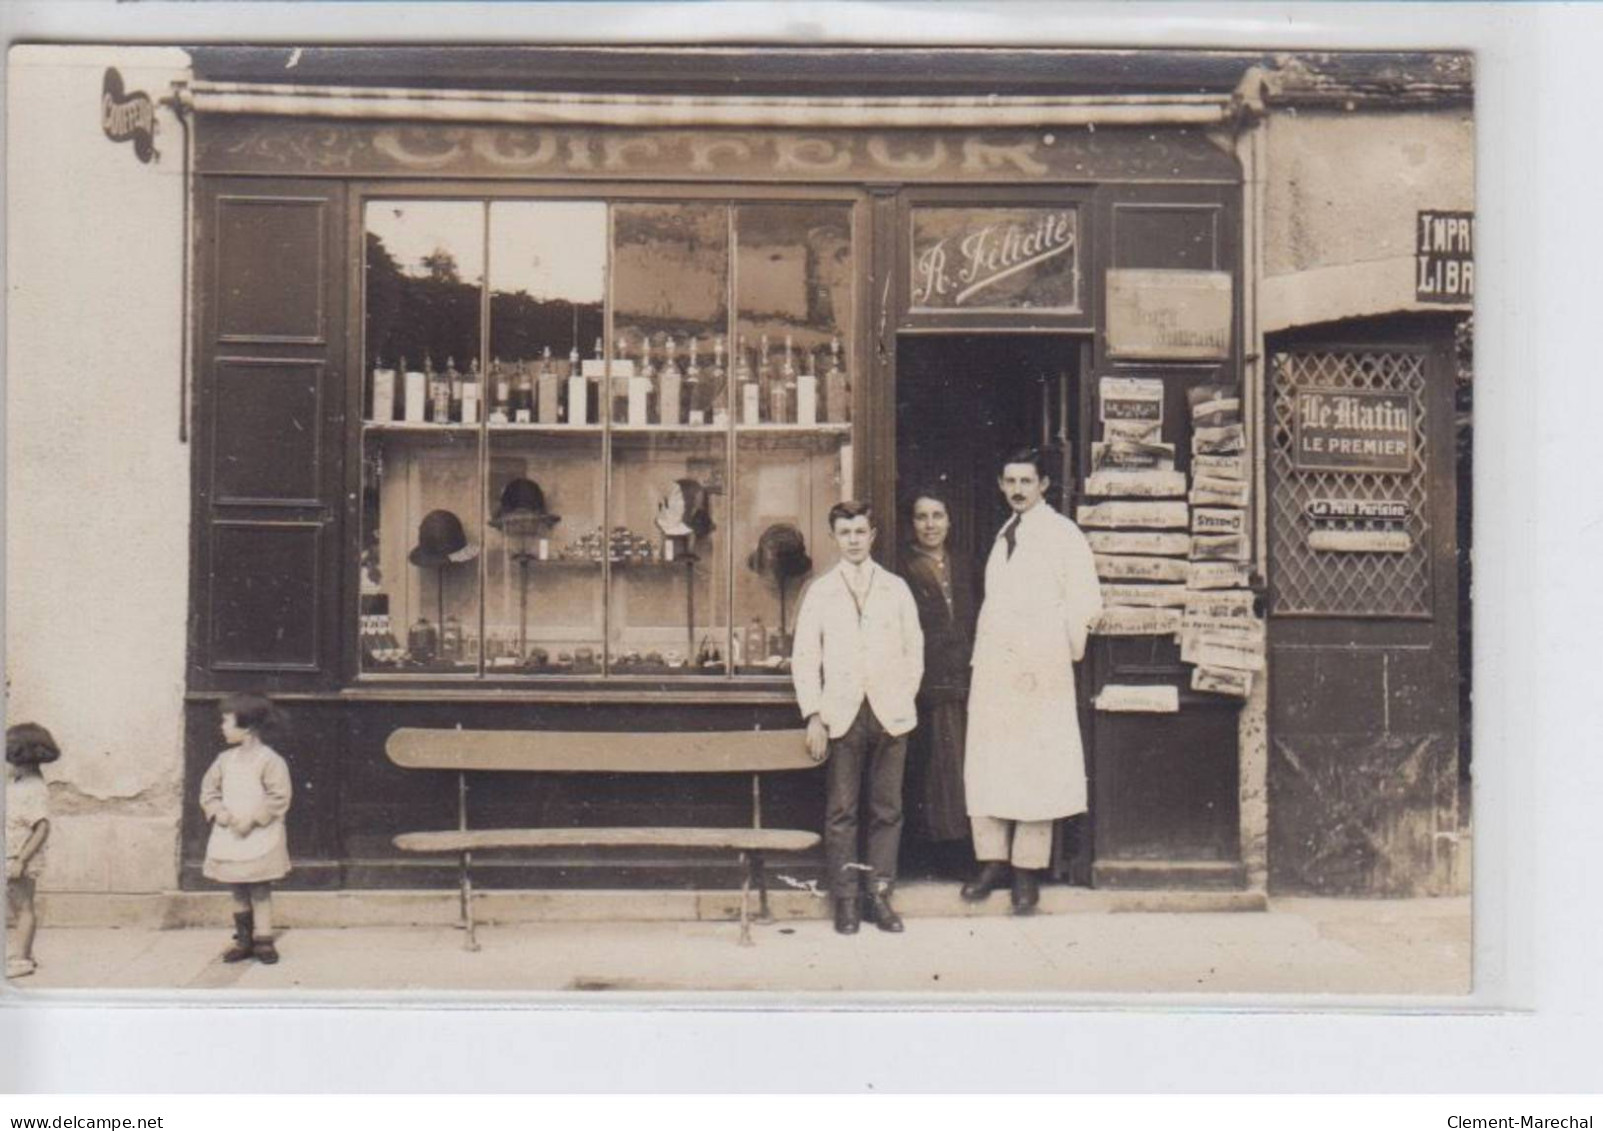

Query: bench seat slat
left=387, top=727, right=815, bottom=773
left=395, top=827, right=821, bottom=854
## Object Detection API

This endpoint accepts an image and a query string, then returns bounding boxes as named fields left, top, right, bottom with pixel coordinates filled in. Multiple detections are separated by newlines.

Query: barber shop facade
left=11, top=47, right=1473, bottom=916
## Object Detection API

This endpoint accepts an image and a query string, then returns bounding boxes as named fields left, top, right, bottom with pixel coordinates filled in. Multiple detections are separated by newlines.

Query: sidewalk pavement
left=6, top=889, right=1472, bottom=998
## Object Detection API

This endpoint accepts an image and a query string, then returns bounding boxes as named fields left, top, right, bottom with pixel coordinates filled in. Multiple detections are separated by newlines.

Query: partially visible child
left=6, top=722, right=58, bottom=979
left=200, top=694, right=292, bottom=965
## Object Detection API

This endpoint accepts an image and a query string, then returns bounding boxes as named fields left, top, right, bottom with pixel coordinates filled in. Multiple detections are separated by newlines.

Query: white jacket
left=791, top=559, right=925, bottom=738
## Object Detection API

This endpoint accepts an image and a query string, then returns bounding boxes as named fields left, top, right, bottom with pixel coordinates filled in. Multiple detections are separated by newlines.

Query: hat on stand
left=489, top=477, right=561, bottom=534
left=747, top=523, right=813, bottom=579
left=655, top=478, right=716, bottom=540
left=408, top=509, right=480, bottom=567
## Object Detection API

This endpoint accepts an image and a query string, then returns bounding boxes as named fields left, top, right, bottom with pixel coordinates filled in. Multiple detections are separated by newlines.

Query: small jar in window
left=407, top=618, right=439, bottom=664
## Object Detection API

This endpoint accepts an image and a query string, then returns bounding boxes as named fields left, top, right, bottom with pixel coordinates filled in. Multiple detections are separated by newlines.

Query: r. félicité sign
left=911, top=207, right=1078, bottom=310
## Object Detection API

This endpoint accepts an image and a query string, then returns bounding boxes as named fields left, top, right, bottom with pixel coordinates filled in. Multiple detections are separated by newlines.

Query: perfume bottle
left=659, top=336, right=682, bottom=426
left=736, top=335, right=759, bottom=425
left=744, top=617, right=769, bottom=665
left=489, top=357, right=510, bottom=424
left=514, top=359, right=534, bottom=424
left=684, top=336, right=703, bottom=425
left=771, top=335, right=795, bottom=425
left=426, top=354, right=450, bottom=425
left=446, top=356, right=463, bottom=423
left=538, top=346, right=561, bottom=424
left=825, top=336, right=850, bottom=424
left=797, top=347, right=818, bottom=426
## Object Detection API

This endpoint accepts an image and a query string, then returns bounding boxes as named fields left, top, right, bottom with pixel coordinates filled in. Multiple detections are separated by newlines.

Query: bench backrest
left=386, top=727, right=815, bottom=774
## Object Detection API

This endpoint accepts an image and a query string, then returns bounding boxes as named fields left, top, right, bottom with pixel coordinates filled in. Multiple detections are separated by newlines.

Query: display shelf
left=363, top=421, right=481, bottom=433
left=734, top=422, right=853, bottom=452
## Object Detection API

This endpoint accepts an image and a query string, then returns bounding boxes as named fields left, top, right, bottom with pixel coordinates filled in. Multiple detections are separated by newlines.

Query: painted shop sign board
left=1086, top=531, right=1192, bottom=557
left=1416, top=210, right=1474, bottom=304
left=1293, top=387, right=1413, bottom=474
left=910, top=207, right=1080, bottom=312
left=1105, top=269, right=1233, bottom=360
left=1307, top=529, right=1414, bottom=554
left=1094, top=607, right=1184, bottom=636
left=102, top=69, right=158, bottom=163
left=1095, top=555, right=1191, bottom=583
left=1095, top=684, right=1180, bottom=713
left=1077, top=501, right=1190, bottom=529
left=1307, top=498, right=1411, bottom=522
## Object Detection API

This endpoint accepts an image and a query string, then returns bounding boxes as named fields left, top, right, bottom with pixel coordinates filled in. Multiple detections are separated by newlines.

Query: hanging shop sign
left=1105, top=269, right=1232, bottom=360
left=1416, top=210, right=1474, bottom=304
left=1292, top=387, right=1413, bottom=474
left=1306, top=498, right=1411, bottom=523
left=910, top=207, right=1080, bottom=312
left=1307, top=529, right=1414, bottom=554
left=101, top=69, right=158, bottom=163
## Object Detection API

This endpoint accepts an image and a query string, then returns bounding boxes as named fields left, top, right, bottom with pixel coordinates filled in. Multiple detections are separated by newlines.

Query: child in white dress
left=6, top=723, right=58, bottom=979
left=200, top=694, right=293, bottom=964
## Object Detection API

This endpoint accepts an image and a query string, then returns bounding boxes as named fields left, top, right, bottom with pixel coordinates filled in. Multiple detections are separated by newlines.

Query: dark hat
left=489, top=477, right=560, bottom=532
left=747, top=523, right=813, bottom=579
left=409, top=509, right=480, bottom=568
left=6, top=722, right=61, bottom=766
left=655, top=477, right=716, bottom=540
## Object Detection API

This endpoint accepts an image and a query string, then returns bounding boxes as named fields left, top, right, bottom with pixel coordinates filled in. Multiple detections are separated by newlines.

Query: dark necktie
left=1002, top=515, right=1021, bottom=559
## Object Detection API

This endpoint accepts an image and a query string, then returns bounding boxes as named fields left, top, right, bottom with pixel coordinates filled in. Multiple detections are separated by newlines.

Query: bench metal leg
left=753, top=851, right=774, bottom=924
left=738, top=852, right=754, bottom=947
left=460, top=851, right=480, bottom=952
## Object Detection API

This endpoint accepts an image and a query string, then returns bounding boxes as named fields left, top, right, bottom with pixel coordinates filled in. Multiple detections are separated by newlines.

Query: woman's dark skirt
left=909, top=696, right=970, bottom=842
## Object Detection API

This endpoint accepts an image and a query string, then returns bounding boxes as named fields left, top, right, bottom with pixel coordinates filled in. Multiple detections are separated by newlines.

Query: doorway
left=892, top=333, right=1089, bottom=881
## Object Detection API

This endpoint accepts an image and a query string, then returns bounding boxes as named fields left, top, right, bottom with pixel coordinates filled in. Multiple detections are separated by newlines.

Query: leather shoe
left=833, top=896, right=861, bottom=935
left=862, top=889, right=905, bottom=933
left=960, top=861, right=1011, bottom=902
left=1011, top=868, right=1041, bottom=915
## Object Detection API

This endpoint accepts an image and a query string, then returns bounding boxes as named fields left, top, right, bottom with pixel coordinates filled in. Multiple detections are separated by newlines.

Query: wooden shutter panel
left=191, top=177, right=346, bottom=690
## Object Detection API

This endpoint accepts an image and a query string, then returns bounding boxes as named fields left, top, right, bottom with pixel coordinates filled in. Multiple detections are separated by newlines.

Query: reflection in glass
left=488, top=202, right=606, bottom=426
left=612, top=203, right=730, bottom=428
left=364, top=201, right=487, bottom=424
left=731, top=203, right=854, bottom=675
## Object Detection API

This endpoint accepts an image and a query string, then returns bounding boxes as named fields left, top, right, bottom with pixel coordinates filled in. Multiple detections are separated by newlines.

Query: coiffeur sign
left=102, top=69, right=158, bottom=163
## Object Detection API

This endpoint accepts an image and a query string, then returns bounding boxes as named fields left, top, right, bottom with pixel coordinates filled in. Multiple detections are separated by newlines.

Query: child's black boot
left=223, top=911, right=254, bottom=963
left=252, top=936, right=280, bottom=965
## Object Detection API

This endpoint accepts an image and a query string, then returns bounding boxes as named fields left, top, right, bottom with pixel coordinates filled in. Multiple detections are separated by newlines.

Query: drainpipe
left=161, top=80, right=195, bottom=445
left=180, top=82, right=1238, bottom=129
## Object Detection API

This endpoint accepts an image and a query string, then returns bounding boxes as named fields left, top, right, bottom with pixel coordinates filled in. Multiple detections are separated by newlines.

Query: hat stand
left=435, top=563, right=447, bottom=661
left=501, top=513, right=543, bottom=662
left=683, top=548, right=698, bottom=661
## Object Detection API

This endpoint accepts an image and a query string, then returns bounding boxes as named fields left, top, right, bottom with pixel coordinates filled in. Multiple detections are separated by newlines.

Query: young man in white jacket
left=791, top=501, right=925, bottom=935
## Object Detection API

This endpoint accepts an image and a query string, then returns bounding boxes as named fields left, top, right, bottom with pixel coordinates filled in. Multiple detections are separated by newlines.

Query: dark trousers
left=824, top=701, right=908, bottom=898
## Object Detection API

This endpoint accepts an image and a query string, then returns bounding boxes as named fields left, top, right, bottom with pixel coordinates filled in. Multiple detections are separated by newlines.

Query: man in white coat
left=792, top=501, right=925, bottom=935
left=962, top=448, right=1103, bottom=913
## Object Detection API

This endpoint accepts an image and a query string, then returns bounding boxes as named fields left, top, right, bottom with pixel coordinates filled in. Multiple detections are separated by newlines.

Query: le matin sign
left=910, top=206, right=1080, bottom=312
left=1292, top=387, right=1414, bottom=474
left=102, top=69, right=158, bottom=163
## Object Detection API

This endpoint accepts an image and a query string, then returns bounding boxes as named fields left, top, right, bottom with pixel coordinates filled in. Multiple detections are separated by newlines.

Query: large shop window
left=360, top=198, right=854, bottom=680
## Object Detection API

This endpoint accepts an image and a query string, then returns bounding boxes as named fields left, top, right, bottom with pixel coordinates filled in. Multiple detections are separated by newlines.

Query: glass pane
left=909, top=205, right=1081, bottom=313
left=732, top=203, right=854, bottom=675
left=361, top=201, right=486, bottom=675
left=612, top=203, right=731, bottom=428
left=483, top=202, right=608, bottom=674
left=609, top=203, right=733, bottom=675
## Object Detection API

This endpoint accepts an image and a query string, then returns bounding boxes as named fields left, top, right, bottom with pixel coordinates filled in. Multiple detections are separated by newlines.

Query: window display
left=360, top=195, right=855, bottom=681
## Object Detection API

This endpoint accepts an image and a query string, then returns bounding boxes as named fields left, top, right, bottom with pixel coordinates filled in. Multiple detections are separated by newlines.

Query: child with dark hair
left=6, top=722, right=59, bottom=978
left=200, top=694, right=292, bottom=964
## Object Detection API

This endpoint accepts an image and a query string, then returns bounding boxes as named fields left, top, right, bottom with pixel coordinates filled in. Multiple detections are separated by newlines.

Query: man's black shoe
left=834, top=896, right=861, bottom=935
left=1011, top=868, right=1041, bottom=915
left=960, top=861, right=1011, bottom=902
left=863, top=889, right=905, bottom=933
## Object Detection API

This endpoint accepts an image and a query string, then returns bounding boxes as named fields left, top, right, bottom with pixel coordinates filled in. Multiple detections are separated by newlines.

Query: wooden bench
left=385, top=726, right=822, bottom=948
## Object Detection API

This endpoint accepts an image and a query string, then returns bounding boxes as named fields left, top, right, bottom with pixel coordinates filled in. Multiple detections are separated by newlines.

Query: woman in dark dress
left=898, top=487, right=978, bottom=860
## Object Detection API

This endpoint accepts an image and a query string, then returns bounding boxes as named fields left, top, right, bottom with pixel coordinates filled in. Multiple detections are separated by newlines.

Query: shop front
left=177, top=48, right=1272, bottom=899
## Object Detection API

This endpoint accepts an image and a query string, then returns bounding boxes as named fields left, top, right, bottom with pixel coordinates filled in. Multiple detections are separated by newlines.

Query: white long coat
left=964, top=502, right=1103, bottom=821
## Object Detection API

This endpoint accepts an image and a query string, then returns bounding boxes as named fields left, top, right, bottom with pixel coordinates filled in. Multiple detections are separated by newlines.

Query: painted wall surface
left=6, top=46, right=192, bottom=893
left=1261, top=109, right=1474, bottom=332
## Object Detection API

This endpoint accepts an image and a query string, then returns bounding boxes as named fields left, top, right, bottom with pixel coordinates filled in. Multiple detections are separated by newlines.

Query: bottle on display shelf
left=447, top=356, right=463, bottom=423
left=744, top=617, right=768, bottom=667
left=631, top=334, right=655, bottom=426
left=684, top=336, right=703, bottom=425
left=613, top=334, right=633, bottom=425
left=370, top=356, right=396, bottom=423
left=514, top=358, right=535, bottom=423
left=400, top=355, right=425, bottom=423
left=461, top=358, right=482, bottom=424
left=710, top=335, right=729, bottom=426
left=796, top=347, right=819, bottom=426
left=489, top=357, right=510, bottom=424
left=773, top=334, right=796, bottom=425
left=539, top=346, right=561, bottom=424
left=426, top=354, right=450, bottom=425
left=735, top=335, right=759, bottom=426
left=659, top=335, right=683, bottom=426
left=757, top=334, right=775, bottom=424
left=825, top=336, right=850, bottom=424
